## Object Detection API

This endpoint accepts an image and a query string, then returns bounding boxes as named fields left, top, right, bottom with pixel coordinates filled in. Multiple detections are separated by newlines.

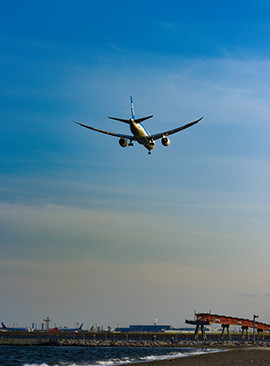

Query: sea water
left=0, top=345, right=220, bottom=366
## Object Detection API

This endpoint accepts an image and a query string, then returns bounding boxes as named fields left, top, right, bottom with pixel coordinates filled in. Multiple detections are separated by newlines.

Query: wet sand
left=131, top=348, right=270, bottom=366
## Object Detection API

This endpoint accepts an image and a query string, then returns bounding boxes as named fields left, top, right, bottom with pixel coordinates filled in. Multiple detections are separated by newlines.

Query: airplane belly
left=130, top=122, right=148, bottom=139
left=130, top=121, right=154, bottom=152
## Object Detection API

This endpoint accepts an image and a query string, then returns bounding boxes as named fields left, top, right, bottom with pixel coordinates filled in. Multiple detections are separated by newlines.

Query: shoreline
left=129, top=348, right=270, bottom=366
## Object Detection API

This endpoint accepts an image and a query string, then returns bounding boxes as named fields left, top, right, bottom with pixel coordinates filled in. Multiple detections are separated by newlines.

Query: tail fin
left=130, top=96, right=153, bottom=123
left=1, top=322, right=7, bottom=328
left=130, top=96, right=135, bottom=120
left=79, top=323, right=83, bottom=330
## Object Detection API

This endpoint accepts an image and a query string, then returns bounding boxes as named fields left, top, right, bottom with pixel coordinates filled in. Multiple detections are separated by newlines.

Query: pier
left=1, top=329, right=270, bottom=346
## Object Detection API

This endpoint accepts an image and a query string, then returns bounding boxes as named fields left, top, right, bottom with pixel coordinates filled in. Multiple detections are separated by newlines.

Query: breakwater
left=1, top=331, right=270, bottom=347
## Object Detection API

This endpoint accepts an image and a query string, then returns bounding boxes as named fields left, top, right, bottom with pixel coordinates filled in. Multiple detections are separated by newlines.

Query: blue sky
left=1, top=0, right=270, bottom=329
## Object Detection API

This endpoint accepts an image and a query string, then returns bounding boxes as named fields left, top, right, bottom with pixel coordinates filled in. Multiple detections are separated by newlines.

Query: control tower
left=43, top=317, right=51, bottom=331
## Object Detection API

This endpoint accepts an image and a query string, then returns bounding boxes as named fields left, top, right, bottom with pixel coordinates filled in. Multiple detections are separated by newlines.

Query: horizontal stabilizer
left=107, top=117, right=130, bottom=124
left=134, top=115, right=153, bottom=123
left=108, top=115, right=153, bottom=124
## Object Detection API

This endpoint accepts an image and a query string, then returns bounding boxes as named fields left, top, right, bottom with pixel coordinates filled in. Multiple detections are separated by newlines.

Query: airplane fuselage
left=1, top=322, right=29, bottom=331
left=129, top=119, right=155, bottom=152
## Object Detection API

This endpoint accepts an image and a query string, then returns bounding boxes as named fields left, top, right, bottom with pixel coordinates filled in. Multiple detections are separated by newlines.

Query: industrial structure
left=186, top=312, right=270, bottom=340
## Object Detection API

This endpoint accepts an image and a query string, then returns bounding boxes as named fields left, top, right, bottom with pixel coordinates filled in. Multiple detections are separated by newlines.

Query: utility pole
left=253, top=314, right=258, bottom=342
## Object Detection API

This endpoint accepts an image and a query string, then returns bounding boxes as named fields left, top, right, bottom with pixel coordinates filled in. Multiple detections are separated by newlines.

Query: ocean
left=0, top=345, right=220, bottom=366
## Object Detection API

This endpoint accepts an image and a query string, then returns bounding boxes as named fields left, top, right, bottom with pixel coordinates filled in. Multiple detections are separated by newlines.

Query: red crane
left=196, top=313, right=270, bottom=331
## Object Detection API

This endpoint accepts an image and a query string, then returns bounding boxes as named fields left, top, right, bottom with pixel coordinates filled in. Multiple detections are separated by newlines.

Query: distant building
left=114, top=324, right=175, bottom=332
left=114, top=325, right=210, bottom=333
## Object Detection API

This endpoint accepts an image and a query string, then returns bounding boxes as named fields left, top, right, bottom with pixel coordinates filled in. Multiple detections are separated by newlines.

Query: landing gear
left=128, top=142, right=134, bottom=146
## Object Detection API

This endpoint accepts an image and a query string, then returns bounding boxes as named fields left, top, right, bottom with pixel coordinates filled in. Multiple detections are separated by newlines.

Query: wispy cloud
left=1, top=254, right=270, bottom=326
left=2, top=1, right=270, bottom=327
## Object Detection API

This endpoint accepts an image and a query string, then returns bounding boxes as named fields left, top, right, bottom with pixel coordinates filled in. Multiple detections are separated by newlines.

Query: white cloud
left=67, top=55, right=270, bottom=129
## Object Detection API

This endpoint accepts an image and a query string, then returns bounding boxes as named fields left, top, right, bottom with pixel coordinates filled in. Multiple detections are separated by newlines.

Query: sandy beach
left=131, top=348, right=270, bottom=366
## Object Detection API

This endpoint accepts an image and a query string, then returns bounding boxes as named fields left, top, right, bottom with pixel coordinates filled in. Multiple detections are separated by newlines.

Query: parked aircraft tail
left=1, top=322, right=7, bottom=329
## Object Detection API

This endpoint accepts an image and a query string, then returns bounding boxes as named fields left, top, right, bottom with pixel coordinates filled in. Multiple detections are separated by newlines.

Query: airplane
left=73, top=96, right=203, bottom=154
left=1, top=322, right=29, bottom=332
left=59, top=323, right=83, bottom=332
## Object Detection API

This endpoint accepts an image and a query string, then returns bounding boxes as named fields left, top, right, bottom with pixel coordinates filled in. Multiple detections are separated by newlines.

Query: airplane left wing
left=73, top=121, right=134, bottom=140
left=148, top=116, right=203, bottom=140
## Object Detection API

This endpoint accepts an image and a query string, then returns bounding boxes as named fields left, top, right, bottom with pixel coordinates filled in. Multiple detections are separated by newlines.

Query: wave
left=98, top=348, right=221, bottom=366
left=23, top=348, right=222, bottom=366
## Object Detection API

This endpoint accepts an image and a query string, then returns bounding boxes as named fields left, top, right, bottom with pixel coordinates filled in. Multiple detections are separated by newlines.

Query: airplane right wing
left=73, top=121, right=134, bottom=139
left=149, top=116, right=204, bottom=140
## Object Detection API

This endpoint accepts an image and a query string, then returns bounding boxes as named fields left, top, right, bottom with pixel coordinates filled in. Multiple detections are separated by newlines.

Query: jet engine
left=119, top=137, right=128, bottom=147
left=161, top=136, right=170, bottom=146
